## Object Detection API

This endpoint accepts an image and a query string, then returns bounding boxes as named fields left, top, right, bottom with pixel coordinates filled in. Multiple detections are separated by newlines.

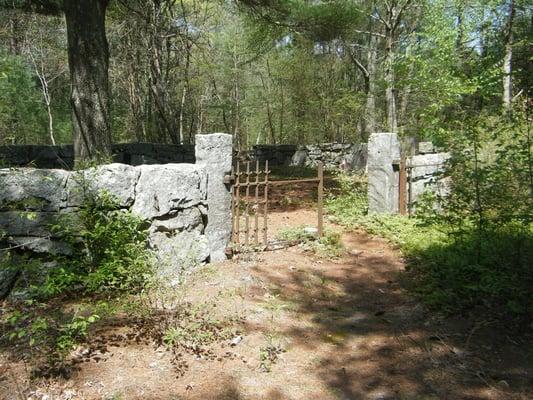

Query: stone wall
left=0, top=134, right=233, bottom=281
left=251, top=143, right=368, bottom=171
left=0, top=143, right=195, bottom=169
left=367, top=133, right=449, bottom=214
left=407, top=153, right=450, bottom=213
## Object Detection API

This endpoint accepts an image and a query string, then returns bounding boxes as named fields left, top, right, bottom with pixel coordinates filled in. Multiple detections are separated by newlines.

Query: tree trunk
left=366, top=33, right=378, bottom=137
left=385, top=26, right=398, bottom=133
left=64, top=0, right=112, bottom=166
left=502, top=0, right=515, bottom=112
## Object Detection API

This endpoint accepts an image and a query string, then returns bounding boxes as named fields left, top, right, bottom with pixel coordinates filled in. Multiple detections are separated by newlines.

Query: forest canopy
left=0, top=0, right=531, bottom=156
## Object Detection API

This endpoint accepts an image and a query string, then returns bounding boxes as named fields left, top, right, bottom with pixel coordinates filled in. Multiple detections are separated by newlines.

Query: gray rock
left=368, top=133, right=401, bottom=214
left=303, top=227, right=319, bottom=237
left=151, top=208, right=204, bottom=233
left=132, top=164, right=207, bottom=220
left=67, top=163, right=140, bottom=208
left=0, top=211, right=66, bottom=237
left=0, top=168, right=69, bottom=211
left=149, top=230, right=210, bottom=275
left=291, top=149, right=308, bottom=167
left=195, top=134, right=233, bottom=262
left=418, top=141, right=435, bottom=154
left=407, top=152, right=450, bottom=212
left=0, top=262, right=20, bottom=300
left=6, top=236, right=72, bottom=255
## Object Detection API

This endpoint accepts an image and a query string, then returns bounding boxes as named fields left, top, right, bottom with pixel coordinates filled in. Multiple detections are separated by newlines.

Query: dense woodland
left=0, top=0, right=531, bottom=152
left=0, top=2, right=532, bottom=394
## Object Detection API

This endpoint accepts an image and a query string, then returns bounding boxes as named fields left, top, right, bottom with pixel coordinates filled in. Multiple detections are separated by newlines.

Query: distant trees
left=0, top=0, right=531, bottom=151
left=0, top=0, right=111, bottom=165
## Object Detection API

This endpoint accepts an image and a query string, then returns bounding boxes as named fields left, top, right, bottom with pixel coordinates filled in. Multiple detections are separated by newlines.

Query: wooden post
left=399, top=158, right=407, bottom=215
left=317, top=162, right=324, bottom=237
left=235, top=163, right=240, bottom=246
left=245, top=162, right=250, bottom=246
left=263, top=160, right=269, bottom=246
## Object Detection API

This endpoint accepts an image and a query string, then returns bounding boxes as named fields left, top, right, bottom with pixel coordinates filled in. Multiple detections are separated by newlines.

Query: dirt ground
left=1, top=208, right=532, bottom=400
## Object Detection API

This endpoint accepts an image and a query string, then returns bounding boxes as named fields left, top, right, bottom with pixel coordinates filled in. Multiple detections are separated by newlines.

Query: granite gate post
left=368, top=133, right=401, bottom=214
left=195, top=133, right=233, bottom=261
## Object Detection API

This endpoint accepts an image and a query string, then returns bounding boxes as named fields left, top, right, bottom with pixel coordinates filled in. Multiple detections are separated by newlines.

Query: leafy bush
left=326, top=135, right=533, bottom=323
left=1, top=186, right=155, bottom=371
left=2, top=300, right=100, bottom=368
left=45, top=189, right=154, bottom=296
left=325, top=172, right=367, bottom=226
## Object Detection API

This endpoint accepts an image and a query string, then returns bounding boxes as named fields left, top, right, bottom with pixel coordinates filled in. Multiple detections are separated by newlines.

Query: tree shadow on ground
left=248, top=232, right=533, bottom=400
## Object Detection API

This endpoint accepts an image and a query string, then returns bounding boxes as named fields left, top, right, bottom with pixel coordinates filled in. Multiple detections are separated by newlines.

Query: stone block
left=418, top=142, right=435, bottom=154
left=195, top=133, right=233, bottom=262
left=0, top=211, right=67, bottom=237
left=368, top=133, right=401, bottom=214
left=149, top=230, right=210, bottom=281
left=132, top=164, right=207, bottom=220
left=67, top=163, right=140, bottom=208
left=0, top=168, right=69, bottom=211
left=151, top=208, right=204, bottom=233
left=407, top=153, right=450, bottom=211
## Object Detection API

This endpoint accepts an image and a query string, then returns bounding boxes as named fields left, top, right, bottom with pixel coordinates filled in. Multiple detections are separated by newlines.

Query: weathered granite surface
left=195, top=133, right=233, bottom=262
left=367, top=133, right=401, bottom=214
left=407, top=153, right=450, bottom=212
left=0, top=163, right=210, bottom=274
left=251, top=143, right=368, bottom=171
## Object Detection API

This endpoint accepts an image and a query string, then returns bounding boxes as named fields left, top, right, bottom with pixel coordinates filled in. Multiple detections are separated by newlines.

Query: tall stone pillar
left=195, top=133, right=233, bottom=261
left=367, top=133, right=401, bottom=214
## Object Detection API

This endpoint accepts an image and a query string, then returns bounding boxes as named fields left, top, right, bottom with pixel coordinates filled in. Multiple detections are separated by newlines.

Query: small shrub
left=277, top=226, right=344, bottom=257
left=47, top=189, right=154, bottom=295
left=325, top=172, right=367, bottom=226
left=259, top=334, right=286, bottom=373
left=2, top=300, right=100, bottom=366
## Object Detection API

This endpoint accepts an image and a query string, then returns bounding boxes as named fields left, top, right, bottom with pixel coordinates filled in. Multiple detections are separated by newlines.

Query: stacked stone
left=251, top=145, right=297, bottom=166
left=0, top=163, right=210, bottom=278
left=407, top=153, right=450, bottom=212
left=293, top=143, right=367, bottom=171
left=0, top=143, right=196, bottom=169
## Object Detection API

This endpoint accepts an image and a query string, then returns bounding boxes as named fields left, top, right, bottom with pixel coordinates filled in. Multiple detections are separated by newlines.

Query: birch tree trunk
left=502, top=0, right=515, bottom=112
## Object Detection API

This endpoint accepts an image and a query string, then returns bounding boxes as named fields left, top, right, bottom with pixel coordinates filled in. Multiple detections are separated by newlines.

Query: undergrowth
left=277, top=226, right=344, bottom=258
left=326, top=172, right=533, bottom=323
left=0, top=185, right=155, bottom=373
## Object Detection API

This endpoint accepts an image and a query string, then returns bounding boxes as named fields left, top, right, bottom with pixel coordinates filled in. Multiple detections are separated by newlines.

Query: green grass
left=277, top=225, right=344, bottom=258
left=325, top=173, right=533, bottom=322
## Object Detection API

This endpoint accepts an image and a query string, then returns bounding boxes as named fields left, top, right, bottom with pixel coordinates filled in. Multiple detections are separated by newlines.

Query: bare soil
left=1, top=207, right=532, bottom=400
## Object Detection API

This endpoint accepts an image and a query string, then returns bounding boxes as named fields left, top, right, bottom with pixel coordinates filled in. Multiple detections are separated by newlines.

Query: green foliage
left=277, top=225, right=344, bottom=258
left=0, top=51, right=47, bottom=144
left=258, top=333, right=285, bottom=373
left=2, top=300, right=100, bottom=365
left=326, top=129, right=533, bottom=322
left=325, top=172, right=368, bottom=225
left=46, top=189, right=154, bottom=296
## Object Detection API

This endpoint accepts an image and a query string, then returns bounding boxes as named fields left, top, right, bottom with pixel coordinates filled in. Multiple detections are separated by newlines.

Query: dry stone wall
left=0, top=143, right=195, bottom=169
left=251, top=143, right=368, bottom=171
left=0, top=134, right=234, bottom=281
left=367, top=132, right=450, bottom=214
left=0, top=164, right=209, bottom=275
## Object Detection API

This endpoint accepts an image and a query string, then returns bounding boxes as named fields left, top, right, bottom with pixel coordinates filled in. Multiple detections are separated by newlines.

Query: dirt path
left=2, top=210, right=531, bottom=400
